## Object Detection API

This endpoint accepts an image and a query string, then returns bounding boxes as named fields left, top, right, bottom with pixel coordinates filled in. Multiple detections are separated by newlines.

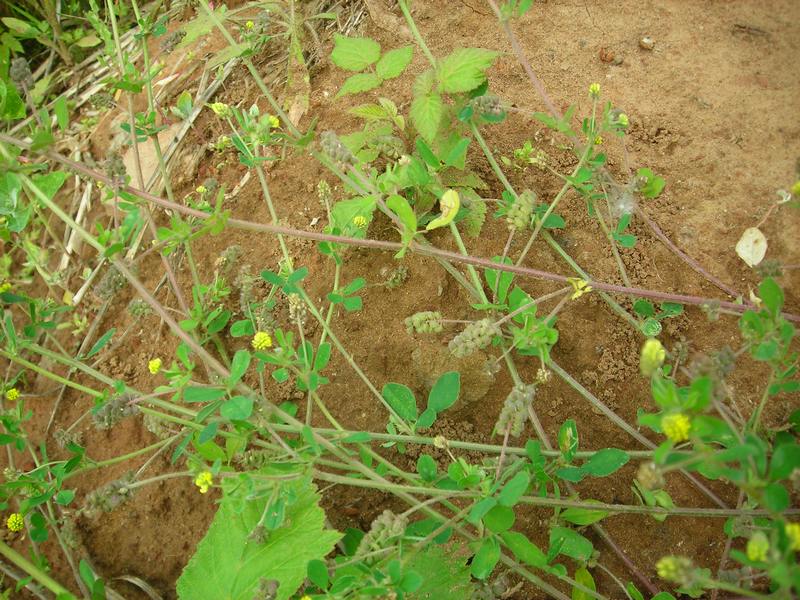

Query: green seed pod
left=635, top=461, right=665, bottom=491
left=405, top=311, right=443, bottom=335
left=104, top=151, right=127, bottom=190
left=92, top=392, right=139, bottom=429
left=506, top=189, right=536, bottom=231
left=471, top=94, right=504, bottom=117
left=355, top=510, right=408, bottom=562
left=449, top=318, right=500, bottom=358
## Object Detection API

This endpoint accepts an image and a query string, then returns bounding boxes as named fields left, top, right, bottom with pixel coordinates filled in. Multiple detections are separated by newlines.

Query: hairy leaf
left=330, top=35, right=381, bottom=71
left=407, top=545, right=476, bottom=600
left=177, top=474, right=340, bottom=599
left=410, top=93, right=443, bottom=142
left=436, top=48, right=499, bottom=93
left=336, top=73, right=382, bottom=98
left=376, top=46, right=414, bottom=79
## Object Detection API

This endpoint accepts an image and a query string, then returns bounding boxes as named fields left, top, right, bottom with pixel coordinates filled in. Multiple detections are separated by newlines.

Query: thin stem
left=0, top=541, right=72, bottom=597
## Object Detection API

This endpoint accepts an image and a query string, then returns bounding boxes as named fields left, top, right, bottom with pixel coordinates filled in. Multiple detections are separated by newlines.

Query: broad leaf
left=336, top=73, right=382, bottom=98
left=376, top=46, right=414, bottom=79
left=410, top=93, right=443, bottom=142
left=177, top=474, right=340, bottom=599
left=436, top=48, right=498, bottom=93
left=407, top=545, right=476, bottom=600
left=330, top=35, right=381, bottom=71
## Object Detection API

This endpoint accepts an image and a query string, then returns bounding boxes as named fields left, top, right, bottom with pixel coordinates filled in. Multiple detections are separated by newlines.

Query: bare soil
left=4, top=0, right=800, bottom=598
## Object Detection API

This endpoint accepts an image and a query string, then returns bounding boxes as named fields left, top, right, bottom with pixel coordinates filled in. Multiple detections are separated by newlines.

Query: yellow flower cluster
left=0, top=281, right=11, bottom=294
left=640, top=338, right=666, bottom=377
left=588, top=83, right=601, bottom=99
left=746, top=532, right=769, bottom=562
left=4, top=388, right=19, bottom=402
left=148, top=358, right=162, bottom=375
left=786, top=522, right=800, bottom=551
left=353, top=215, right=368, bottom=229
left=268, top=115, right=280, bottom=129
left=209, top=102, right=231, bottom=118
left=6, top=513, right=24, bottom=532
left=194, top=471, right=213, bottom=494
left=251, top=331, right=272, bottom=350
left=567, top=278, right=592, bottom=300
left=661, top=413, right=691, bottom=443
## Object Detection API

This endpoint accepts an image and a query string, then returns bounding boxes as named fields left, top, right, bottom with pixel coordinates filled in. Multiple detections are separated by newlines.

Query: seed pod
left=96, top=265, right=127, bottom=300
left=160, top=30, right=186, bottom=54
left=449, top=318, right=501, bottom=358
left=90, top=91, right=115, bottom=109
left=494, top=384, right=535, bottom=437
left=471, top=94, right=504, bottom=117
left=356, top=510, right=408, bottom=562
left=374, top=134, right=405, bottom=159
left=320, top=131, right=355, bottom=166
left=9, top=57, right=33, bottom=90
left=104, top=151, right=127, bottom=190
left=635, top=461, right=665, bottom=491
left=82, top=472, right=136, bottom=517
left=506, top=189, right=536, bottom=231
left=92, top=392, right=139, bottom=429
left=405, top=311, right=443, bottom=335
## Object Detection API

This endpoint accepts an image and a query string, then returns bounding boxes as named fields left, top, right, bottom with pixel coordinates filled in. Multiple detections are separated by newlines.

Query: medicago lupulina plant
left=0, top=0, right=799, bottom=599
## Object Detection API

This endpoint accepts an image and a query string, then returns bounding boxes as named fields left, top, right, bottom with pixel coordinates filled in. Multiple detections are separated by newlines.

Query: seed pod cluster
left=506, top=189, right=536, bottom=231
left=104, top=151, right=127, bottom=190
left=320, top=131, right=355, bottom=166
left=82, top=472, right=136, bottom=517
left=635, top=461, right=665, bottom=491
left=449, top=318, right=500, bottom=358
left=374, top=135, right=404, bottom=159
left=494, top=384, right=535, bottom=437
left=9, top=57, right=33, bottom=90
left=96, top=265, right=127, bottom=300
left=471, top=94, right=504, bottom=118
left=160, top=30, right=186, bottom=54
left=92, top=392, right=139, bottom=429
left=405, top=311, right=443, bottom=335
left=355, top=510, right=408, bottom=561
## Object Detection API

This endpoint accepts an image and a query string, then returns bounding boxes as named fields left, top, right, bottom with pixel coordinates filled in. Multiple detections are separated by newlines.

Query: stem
left=397, top=0, right=437, bottom=66
left=0, top=541, right=72, bottom=597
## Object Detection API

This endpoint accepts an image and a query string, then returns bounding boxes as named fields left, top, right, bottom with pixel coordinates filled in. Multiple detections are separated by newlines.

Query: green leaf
left=581, top=448, right=629, bottom=477
left=406, top=545, right=476, bottom=600
left=497, top=471, right=529, bottom=507
left=417, top=454, right=437, bottom=482
left=0, top=80, right=26, bottom=120
left=572, top=566, right=597, bottom=600
left=470, top=536, right=500, bottom=580
left=417, top=407, right=437, bottom=429
left=220, top=396, right=253, bottom=421
left=307, top=559, right=328, bottom=590
left=336, top=73, right=382, bottom=98
left=382, top=383, right=418, bottom=422
left=428, top=371, right=460, bottom=412
left=56, top=489, right=76, bottom=506
left=549, top=526, right=593, bottom=562
left=626, top=582, right=645, bottom=600
left=758, top=278, right=783, bottom=315
left=636, top=168, right=665, bottom=199
left=177, top=474, right=341, bottom=600
left=228, top=350, right=251, bottom=386
left=85, top=328, right=115, bottom=359
left=468, top=497, right=497, bottom=525
left=1, top=17, right=32, bottom=35
left=31, top=171, right=68, bottom=202
left=762, top=482, right=789, bottom=512
left=376, top=46, right=413, bottom=79
left=184, top=387, right=226, bottom=402
left=561, top=506, right=609, bottom=526
left=484, top=505, right=515, bottom=533
left=436, top=48, right=498, bottom=93
left=53, top=95, right=69, bottom=130
left=330, top=35, right=381, bottom=71
left=501, top=531, right=548, bottom=568
left=770, top=443, right=800, bottom=480
left=386, top=194, right=417, bottom=253
left=410, top=93, right=443, bottom=142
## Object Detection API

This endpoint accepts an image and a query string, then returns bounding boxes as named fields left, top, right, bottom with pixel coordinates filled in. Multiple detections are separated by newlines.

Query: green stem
left=0, top=541, right=72, bottom=597
left=449, top=222, right=488, bottom=304
left=397, top=0, right=437, bottom=66
left=0, top=349, right=103, bottom=399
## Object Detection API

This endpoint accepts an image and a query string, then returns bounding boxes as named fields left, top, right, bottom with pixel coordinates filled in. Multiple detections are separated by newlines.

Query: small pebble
left=639, top=36, right=655, bottom=50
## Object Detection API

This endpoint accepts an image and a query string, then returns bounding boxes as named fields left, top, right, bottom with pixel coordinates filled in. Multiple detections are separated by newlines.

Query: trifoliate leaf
left=735, top=227, right=767, bottom=267
left=176, top=474, right=341, bottom=600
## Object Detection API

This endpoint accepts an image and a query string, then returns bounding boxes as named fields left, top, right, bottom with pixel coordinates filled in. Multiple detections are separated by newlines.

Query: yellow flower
left=268, top=115, right=280, bottom=129
left=6, top=513, right=24, bottom=532
left=791, top=180, right=800, bottom=196
left=196, top=185, right=208, bottom=195
left=661, top=413, right=691, bottom=443
left=251, top=331, right=272, bottom=350
left=4, top=388, right=19, bottom=402
left=746, top=532, right=769, bottom=562
left=300, top=596, right=312, bottom=600
left=148, top=358, right=162, bottom=375
left=588, top=83, right=601, bottom=99
left=617, top=113, right=629, bottom=127
left=594, top=135, right=603, bottom=145
left=194, top=471, right=213, bottom=494
left=786, top=522, right=800, bottom=551
left=656, top=556, right=693, bottom=584
left=245, top=20, right=254, bottom=30
left=353, top=215, right=368, bottom=229
left=567, top=277, right=592, bottom=300
left=209, top=102, right=231, bottom=118
left=640, top=339, right=666, bottom=377
left=0, top=281, right=11, bottom=294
